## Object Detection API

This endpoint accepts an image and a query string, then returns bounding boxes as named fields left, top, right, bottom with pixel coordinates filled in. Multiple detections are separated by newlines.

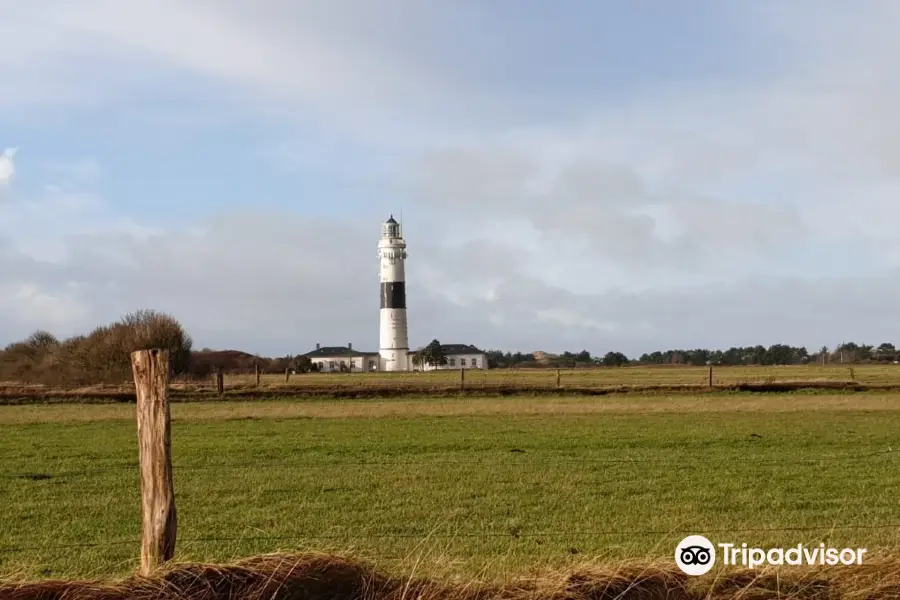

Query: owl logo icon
left=675, top=535, right=716, bottom=575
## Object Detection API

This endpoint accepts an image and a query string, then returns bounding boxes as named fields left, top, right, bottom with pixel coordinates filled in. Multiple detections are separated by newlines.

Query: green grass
left=1, top=393, right=899, bottom=581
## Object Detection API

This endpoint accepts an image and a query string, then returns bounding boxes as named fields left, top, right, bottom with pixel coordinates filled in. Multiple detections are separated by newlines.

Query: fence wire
left=3, top=523, right=899, bottom=555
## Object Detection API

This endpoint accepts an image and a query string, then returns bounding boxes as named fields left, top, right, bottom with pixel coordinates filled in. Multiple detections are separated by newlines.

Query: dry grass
left=2, top=392, right=900, bottom=425
left=2, top=552, right=899, bottom=600
left=209, top=364, right=894, bottom=389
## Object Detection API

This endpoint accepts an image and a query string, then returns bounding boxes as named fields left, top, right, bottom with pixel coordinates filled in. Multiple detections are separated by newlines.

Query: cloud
left=2, top=204, right=900, bottom=357
left=2, top=2, right=900, bottom=355
left=402, top=145, right=810, bottom=284
left=0, top=148, right=16, bottom=185
left=0, top=160, right=156, bottom=263
left=43, top=158, right=102, bottom=187
left=0, top=281, right=91, bottom=332
left=0, top=1, right=477, bottom=144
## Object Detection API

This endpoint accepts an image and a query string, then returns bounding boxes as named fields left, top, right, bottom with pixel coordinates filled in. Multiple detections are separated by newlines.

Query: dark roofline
left=301, top=346, right=378, bottom=358
left=412, top=343, right=485, bottom=356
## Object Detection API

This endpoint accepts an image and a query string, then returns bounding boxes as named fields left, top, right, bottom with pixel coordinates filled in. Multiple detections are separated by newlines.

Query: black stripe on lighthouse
left=380, top=282, right=406, bottom=309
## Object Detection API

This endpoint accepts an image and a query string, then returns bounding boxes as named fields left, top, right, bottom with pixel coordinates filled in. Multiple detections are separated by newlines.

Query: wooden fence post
left=215, top=366, right=224, bottom=397
left=850, top=366, right=856, bottom=381
left=255, top=362, right=261, bottom=387
left=460, top=368, right=465, bottom=390
left=556, top=368, right=561, bottom=388
left=131, top=349, right=176, bottom=576
left=285, top=367, right=290, bottom=384
left=708, top=365, right=713, bottom=388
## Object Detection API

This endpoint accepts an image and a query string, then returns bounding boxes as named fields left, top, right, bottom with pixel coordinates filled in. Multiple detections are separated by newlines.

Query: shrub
left=0, top=310, right=192, bottom=385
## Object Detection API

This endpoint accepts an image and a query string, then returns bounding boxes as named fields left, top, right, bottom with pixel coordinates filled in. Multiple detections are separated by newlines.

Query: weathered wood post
left=285, top=367, right=290, bottom=384
left=556, top=368, right=561, bottom=388
left=255, top=362, right=261, bottom=387
left=131, top=349, right=176, bottom=576
left=850, top=366, right=856, bottom=381
left=708, top=365, right=713, bottom=388
left=460, top=367, right=465, bottom=390
left=215, top=366, right=224, bottom=397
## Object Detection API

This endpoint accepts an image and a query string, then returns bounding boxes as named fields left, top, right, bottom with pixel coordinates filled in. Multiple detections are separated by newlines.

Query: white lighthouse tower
left=377, top=215, right=410, bottom=371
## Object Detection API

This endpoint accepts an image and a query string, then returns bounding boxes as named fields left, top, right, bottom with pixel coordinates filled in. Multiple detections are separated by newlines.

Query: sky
left=2, top=0, right=900, bottom=357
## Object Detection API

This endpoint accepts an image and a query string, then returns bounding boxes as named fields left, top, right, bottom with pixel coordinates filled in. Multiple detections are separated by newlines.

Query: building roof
left=385, top=215, right=398, bottom=224
left=302, top=346, right=378, bottom=358
left=442, top=344, right=484, bottom=355
left=414, top=343, right=485, bottom=356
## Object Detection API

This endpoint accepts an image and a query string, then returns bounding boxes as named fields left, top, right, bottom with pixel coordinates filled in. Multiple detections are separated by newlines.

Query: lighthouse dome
left=382, top=215, right=400, bottom=238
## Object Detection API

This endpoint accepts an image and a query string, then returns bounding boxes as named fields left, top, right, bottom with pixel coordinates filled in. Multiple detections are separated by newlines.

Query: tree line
left=484, top=342, right=900, bottom=368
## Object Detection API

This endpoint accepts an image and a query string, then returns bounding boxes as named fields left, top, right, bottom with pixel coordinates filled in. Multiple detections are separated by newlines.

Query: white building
left=300, top=217, right=488, bottom=372
left=302, top=343, right=379, bottom=373
left=414, top=344, right=488, bottom=371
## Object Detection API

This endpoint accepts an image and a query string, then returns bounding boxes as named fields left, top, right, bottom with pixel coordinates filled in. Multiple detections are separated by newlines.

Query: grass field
left=2, top=392, right=899, bottom=583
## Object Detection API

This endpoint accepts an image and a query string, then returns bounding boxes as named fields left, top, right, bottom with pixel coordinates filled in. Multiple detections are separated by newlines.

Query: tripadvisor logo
left=674, top=535, right=868, bottom=576
left=675, top=535, right=716, bottom=575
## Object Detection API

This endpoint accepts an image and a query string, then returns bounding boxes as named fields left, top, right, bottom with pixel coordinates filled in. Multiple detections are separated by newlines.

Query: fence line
left=9, top=363, right=900, bottom=397
left=3, top=522, right=899, bottom=555
left=174, top=363, right=889, bottom=393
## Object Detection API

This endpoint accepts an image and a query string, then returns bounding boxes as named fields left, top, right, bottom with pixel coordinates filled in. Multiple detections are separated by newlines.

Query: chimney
left=348, top=342, right=353, bottom=350
left=316, top=343, right=320, bottom=350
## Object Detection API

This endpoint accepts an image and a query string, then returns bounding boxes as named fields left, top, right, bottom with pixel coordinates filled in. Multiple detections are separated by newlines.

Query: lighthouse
left=377, top=215, right=410, bottom=371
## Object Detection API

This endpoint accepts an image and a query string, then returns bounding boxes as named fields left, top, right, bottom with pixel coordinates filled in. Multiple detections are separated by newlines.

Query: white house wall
left=420, top=354, right=487, bottom=371
left=311, top=356, right=379, bottom=373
